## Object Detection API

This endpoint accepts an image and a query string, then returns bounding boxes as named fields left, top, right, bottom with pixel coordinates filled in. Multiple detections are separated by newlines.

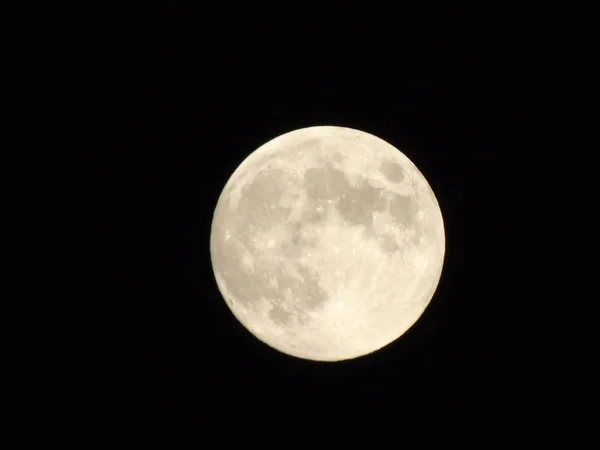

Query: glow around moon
left=210, top=126, right=445, bottom=361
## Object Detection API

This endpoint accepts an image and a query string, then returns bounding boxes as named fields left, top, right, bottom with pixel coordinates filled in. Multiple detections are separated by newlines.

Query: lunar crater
left=379, top=159, right=405, bottom=183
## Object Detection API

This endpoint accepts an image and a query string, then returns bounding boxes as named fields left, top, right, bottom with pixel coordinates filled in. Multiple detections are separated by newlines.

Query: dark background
left=47, top=4, right=575, bottom=437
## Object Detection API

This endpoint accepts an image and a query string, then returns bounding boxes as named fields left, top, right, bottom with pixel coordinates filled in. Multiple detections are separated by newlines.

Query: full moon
left=210, top=126, right=445, bottom=361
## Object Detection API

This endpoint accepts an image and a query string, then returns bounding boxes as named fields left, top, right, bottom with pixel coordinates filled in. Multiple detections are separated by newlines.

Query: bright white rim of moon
left=210, top=126, right=445, bottom=362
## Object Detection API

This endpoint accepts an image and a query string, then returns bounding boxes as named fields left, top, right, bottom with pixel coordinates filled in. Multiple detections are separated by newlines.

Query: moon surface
left=210, top=126, right=445, bottom=361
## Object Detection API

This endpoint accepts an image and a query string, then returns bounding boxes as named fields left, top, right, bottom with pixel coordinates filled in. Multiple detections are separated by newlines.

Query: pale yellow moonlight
left=210, top=126, right=445, bottom=361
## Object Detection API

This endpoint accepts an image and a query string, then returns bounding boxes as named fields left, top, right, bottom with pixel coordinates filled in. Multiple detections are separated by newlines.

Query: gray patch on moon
left=264, top=262, right=328, bottom=327
left=236, top=168, right=292, bottom=230
left=280, top=229, right=302, bottom=258
left=298, top=201, right=329, bottom=224
left=389, top=194, right=418, bottom=227
left=336, top=180, right=386, bottom=227
left=295, top=138, right=320, bottom=150
left=379, top=159, right=405, bottom=183
left=409, top=231, right=422, bottom=248
left=294, top=264, right=328, bottom=310
left=304, top=163, right=349, bottom=200
left=282, top=222, right=320, bottom=258
left=332, top=151, right=344, bottom=163
left=268, top=306, right=290, bottom=325
left=379, top=233, right=400, bottom=253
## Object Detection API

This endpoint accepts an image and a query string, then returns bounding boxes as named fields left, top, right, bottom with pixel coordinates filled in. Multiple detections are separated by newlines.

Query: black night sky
left=64, top=4, right=567, bottom=437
